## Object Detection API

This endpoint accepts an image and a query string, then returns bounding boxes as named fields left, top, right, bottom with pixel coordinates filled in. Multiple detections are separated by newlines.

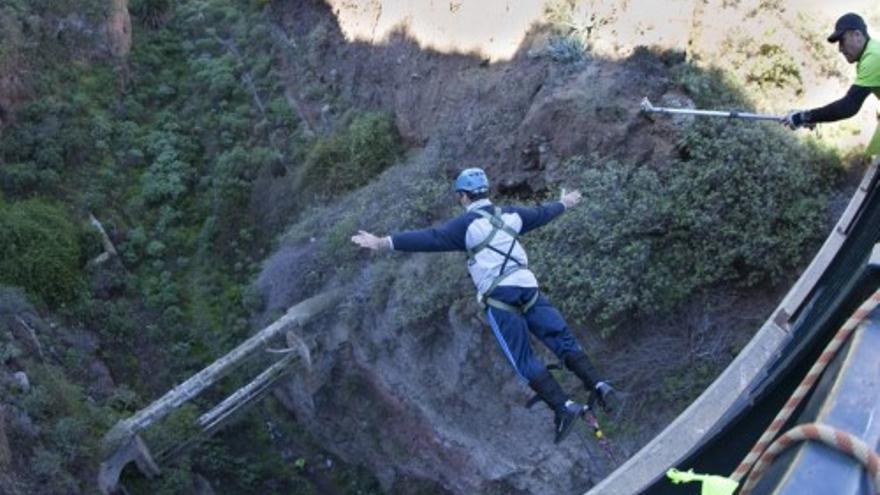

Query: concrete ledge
left=586, top=321, right=788, bottom=495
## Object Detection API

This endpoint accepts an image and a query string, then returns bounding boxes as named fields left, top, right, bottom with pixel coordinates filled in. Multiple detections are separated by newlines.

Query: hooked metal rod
left=640, top=97, right=782, bottom=122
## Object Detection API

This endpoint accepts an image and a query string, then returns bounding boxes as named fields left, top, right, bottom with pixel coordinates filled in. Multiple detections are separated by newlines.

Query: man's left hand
left=782, top=110, right=808, bottom=130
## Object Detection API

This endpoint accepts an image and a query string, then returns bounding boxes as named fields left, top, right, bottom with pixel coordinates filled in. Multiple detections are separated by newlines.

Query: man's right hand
left=351, top=230, right=391, bottom=251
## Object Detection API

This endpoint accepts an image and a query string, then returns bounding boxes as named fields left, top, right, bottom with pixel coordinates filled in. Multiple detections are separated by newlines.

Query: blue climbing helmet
left=454, top=167, right=489, bottom=194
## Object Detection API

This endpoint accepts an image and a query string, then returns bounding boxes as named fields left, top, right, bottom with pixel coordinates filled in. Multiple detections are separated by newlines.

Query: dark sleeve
left=806, top=85, right=872, bottom=123
left=509, top=202, right=566, bottom=234
left=390, top=214, right=471, bottom=252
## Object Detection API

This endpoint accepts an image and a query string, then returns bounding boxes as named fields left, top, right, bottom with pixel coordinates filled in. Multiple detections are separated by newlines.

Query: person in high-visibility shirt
left=783, top=13, right=880, bottom=156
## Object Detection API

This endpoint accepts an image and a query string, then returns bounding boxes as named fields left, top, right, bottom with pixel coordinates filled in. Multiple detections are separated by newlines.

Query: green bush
left=140, top=142, right=194, bottom=206
left=0, top=285, right=32, bottom=315
left=530, top=121, right=840, bottom=333
left=673, top=64, right=749, bottom=108
left=0, top=199, right=82, bottom=305
left=281, top=163, right=450, bottom=296
left=0, top=163, right=61, bottom=198
left=130, top=0, right=177, bottom=29
left=301, top=112, right=402, bottom=198
left=20, top=364, right=115, bottom=493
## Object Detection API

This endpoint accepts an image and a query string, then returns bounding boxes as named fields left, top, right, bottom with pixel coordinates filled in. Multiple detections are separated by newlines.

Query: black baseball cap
left=827, top=13, right=867, bottom=43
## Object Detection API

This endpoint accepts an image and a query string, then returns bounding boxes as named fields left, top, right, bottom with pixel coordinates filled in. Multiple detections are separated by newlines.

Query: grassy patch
left=0, top=199, right=83, bottom=306
left=300, top=112, right=403, bottom=200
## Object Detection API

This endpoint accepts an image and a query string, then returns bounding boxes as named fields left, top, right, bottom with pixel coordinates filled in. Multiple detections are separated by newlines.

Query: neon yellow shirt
left=855, top=39, right=880, bottom=155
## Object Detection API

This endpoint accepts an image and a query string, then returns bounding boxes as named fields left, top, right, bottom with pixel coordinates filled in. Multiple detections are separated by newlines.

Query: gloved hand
left=782, top=110, right=809, bottom=130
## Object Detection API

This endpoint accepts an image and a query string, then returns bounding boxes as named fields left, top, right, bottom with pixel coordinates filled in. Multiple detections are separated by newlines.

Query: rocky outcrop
left=0, top=11, right=28, bottom=125
left=105, top=0, right=132, bottom=58
left=271, top=294, right=603, bottom=494
left=0, top=0, right=131, bottom=124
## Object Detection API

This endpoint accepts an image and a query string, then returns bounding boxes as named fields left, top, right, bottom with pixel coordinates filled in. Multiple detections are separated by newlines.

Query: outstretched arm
left=388, top=215, right=469, bottom=252
left=353, top=215, right=470, bottom=253
left=515, top=188, right=582, bottom=234
left=807, top=85, right=873, bottom=122
left=783, top=85, right=872, bottom=129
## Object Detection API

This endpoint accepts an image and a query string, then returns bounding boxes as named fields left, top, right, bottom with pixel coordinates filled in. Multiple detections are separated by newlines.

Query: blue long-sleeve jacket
left=390, top=198, right=566, bottom=295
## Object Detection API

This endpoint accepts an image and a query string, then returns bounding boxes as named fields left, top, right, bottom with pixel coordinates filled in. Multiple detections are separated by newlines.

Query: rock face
left=257, top=0, right=859, bottom=492
left=0, top=12, right=28, bottom=124
left=105, top=0, right=132, bottom=58
left=0, top=0, right=131, bottom=124
left=271, top=290, right=603, bottom=494
left=256, top=2, right=686, bottom=493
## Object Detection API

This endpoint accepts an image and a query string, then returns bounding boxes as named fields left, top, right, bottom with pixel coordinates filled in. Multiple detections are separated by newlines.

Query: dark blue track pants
left=485, top=286, right=583, bottom=382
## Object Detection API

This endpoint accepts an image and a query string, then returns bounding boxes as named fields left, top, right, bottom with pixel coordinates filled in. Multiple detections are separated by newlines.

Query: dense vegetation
left=0, top=1, right=398, bottom=493
left=0, top=200, right=84, bottom=306
left=530, top=120, right=839, bottom=332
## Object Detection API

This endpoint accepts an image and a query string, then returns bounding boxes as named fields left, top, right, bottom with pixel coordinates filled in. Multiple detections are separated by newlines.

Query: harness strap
left=484, top=290, right=540, bottom=315
left=467, top=207, right=521, bottom=261
left=469, top=206, right=537, bottom=314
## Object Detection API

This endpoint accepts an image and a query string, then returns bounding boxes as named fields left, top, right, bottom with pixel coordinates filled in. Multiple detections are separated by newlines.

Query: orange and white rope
left=738, top=423, right=880, bottom=495
left=730, top=289, right=880, bottom=483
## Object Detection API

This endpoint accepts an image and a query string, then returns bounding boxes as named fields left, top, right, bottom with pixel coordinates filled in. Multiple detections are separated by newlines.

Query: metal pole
left=640, top=97, right=782, bottom=122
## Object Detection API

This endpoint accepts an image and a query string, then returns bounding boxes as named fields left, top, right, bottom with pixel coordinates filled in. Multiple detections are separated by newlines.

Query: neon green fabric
left=666, top=468, right=739, bottom=495
left=855, top=39, right=880, bottom=87
left=868, top=127, right=880, bottom=156
left=855, top=39, right=880, bottom=155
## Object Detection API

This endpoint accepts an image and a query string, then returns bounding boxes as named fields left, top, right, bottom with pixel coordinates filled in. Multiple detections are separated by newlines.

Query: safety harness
left=468, top=207, right=539, bottom=314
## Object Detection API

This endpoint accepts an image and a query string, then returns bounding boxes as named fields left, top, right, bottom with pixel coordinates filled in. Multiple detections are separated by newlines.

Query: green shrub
left=301, top=112, right=402, bottom=198
left=140, top=147, right=193, bottom=206
left=0, top=285, right=32, bottom=315
left=20, top=364, right=115, bottom=493
left=0, top=199, right=82, bottom=305
left=130, top=0, right=177, bottom=29
left=530, top=121, right=840, bottom=333
left=673, top=64, right=749, bottom=108
left=0, top=163, right=60, bottom=198
left=281, top=164, right=450, bottom=296
left=31, top=448, right=77, bottom=492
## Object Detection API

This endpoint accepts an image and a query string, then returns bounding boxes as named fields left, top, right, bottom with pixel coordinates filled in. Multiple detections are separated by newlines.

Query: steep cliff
left=0, top=0, right=864, bottom=493
left=250, top=1, right=848, bottom=493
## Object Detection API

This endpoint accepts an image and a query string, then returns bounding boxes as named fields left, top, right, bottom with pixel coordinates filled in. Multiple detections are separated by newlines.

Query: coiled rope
left=739, top=423, right=880, bottom=495
left=730, top=289, right=880, bottom=492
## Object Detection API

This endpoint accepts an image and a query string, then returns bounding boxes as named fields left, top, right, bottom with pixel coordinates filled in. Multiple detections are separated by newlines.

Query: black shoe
left=554, top=400, right=584, bottom=444
left=592, top=381, right=617, bottom=413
